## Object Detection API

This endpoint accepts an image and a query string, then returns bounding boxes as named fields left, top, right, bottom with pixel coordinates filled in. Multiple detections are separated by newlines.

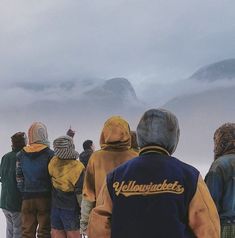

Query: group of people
left=0, top=108, right=234, bottom=238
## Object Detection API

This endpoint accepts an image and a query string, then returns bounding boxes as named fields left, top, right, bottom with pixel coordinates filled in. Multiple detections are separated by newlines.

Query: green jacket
left=0, top=150, right=22, bottom=212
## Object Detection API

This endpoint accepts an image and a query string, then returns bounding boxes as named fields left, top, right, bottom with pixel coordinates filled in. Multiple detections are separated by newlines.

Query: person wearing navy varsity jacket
left=88, top=108, right=220, bottom=238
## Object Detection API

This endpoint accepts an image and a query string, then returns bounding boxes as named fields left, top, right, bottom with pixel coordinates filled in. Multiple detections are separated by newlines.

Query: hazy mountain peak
left=190, top=58, right=235, bottom=82
left=103, top=77, right=137, bottom=99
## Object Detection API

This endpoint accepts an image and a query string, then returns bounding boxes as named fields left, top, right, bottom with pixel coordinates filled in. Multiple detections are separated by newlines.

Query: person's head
left=28, top=122, right=49, bottom=146
left=100, top=116, right=131, bottom=150
left=130, top=131, right=139, bottom=151
left=53, top=135, right=79, bottom=160
left=213, top=123, right=235, bottom=160
left=137, top=108, right=180, bottom=155
left=83, top=140, right=94, bottom=151
left=11, top=132, right=27, bottom=150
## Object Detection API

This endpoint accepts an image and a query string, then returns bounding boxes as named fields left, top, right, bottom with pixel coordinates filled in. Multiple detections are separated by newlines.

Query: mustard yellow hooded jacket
left=80, top=116, right=138, bottom=233
left=48, top=156, right=84, bottom=192
left=83, top=116, right=138, bottom=203
left=88, top=109, right=220, bottom=238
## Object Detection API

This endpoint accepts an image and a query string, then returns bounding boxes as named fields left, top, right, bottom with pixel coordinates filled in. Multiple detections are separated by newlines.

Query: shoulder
left=48, top=156, right=57, bottom=173
left=206, top=155, right=235, bottom=178
left=88, top=149, right=104, bottom=162
left=1, top=152, right=12, bottom=166
left=127, top=149, right=139, bottom=157
left=2, top=151, right=14, bottom=159
left=79, top=151, right=85, bottom=157
left=170, top=156, right=199, bottom=178
left=45, top=147, right=54, bottom=156
left=49, top=156, right=57, bottom=164
left=109, top=156, right=140, bottom=175
left=73, top=160, right=85, bottom=172
left=173, top=157, right=199, bottom=172
left=209, top=155, right=235, bottom=172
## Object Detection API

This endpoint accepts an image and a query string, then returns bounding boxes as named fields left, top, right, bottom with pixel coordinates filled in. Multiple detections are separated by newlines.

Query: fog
left=1, top=0, right=235, bottom=235
left=1, top=0, right=235, bottom=84
left=0, top=76, right=234, bottom=163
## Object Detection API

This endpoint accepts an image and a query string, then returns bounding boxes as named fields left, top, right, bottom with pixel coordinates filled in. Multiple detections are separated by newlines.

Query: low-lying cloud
left=1, top=0, right=235, bottom=85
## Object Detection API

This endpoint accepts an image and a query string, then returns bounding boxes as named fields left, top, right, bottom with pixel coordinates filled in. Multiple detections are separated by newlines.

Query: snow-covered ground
left=0, top=208, right=6, bottom=236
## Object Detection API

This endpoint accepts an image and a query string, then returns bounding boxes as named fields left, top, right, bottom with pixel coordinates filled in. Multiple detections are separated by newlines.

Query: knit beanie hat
left=214, top=123, right=235, bottom=160
left=28, top=122, right=50, bottom=146
left=11, top=132, right=27, bottom=150
left=53, top=135, right=79, bottom=160
left=137, top=108, right=180, bottom=155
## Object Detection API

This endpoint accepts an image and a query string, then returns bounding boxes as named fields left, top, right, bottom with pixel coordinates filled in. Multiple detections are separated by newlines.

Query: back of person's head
left=83, top=140, right=93, bottom=150
left=100, top=116, right=131, bottom=149
left=53, top=135, right=79, bottom=160
left=28, top=122, right=49, bottom=146
left=130, top=131, right=139, bottom=151
left=214, top=122, right=235, bottom=160
left=137, top=108, right=180, bottom=155
left=11, top=132, right=27, bottom=150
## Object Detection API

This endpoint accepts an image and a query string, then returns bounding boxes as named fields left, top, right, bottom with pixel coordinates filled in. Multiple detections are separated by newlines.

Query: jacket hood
left=28, top=122, right=50, bottom=146
left=214, top=123, right=235, bottom=160
left=137, top=108, right=180, bottom=155
left=49, top=156, right=84, bottom=192
left=100, top=116, right=131, bottom=150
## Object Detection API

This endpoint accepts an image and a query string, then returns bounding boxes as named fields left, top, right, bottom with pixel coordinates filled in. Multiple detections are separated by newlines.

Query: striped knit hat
left=28, top=122, right=50, bottom=146
left=53, top=135, right=79, bottom=160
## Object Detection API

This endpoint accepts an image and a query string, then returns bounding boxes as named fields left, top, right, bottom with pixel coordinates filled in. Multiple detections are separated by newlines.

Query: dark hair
left=130, top=131, right=139, bottom=150
left=11, top=132, right=26, bottom=150
left=83, top=140, right=93, bottom=150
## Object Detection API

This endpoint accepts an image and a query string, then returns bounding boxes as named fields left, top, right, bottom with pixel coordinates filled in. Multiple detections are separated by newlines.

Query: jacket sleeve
left=16, top=152, right=24, bottom=192
left=205, top=169, right=223, bottom=213
left=80, top=158, right=96, bottom=233
left=75, top=170, right=85, bottom=207
left=80, top=198, right=95, bottom=234
left=188, top=174, right=220, bottom=238
left=88, top=182, right=112, bottom=238
left=82, top=156, right=96, bottom=202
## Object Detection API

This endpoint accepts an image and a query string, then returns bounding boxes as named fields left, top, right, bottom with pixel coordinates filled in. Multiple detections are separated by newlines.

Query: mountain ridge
left=190, top=58, right=235, bottom=82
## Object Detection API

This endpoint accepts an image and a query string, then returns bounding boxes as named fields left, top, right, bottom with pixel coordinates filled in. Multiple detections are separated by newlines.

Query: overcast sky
left=0, top=2, right=235, bottom=232
left=0, top=0, right=235, bottom=89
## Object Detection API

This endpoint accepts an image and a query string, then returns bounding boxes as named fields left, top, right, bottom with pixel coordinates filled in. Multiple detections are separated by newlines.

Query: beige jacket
left=80, top=116, right=138, bottom=232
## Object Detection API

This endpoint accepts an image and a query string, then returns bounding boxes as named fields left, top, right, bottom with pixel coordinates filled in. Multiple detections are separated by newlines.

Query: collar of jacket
left=12, top=148, right=22, bottom=153
left=101, top=140, right=130, bottom=151
left=139, top=145, right=170, bottom=156
left=23, top=144, right=48, bottom=153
